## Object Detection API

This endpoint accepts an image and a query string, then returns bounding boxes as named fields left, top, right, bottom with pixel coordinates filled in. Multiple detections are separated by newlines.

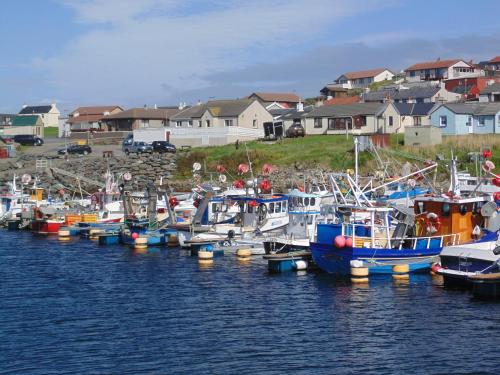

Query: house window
left=328, top=117, right=352, bottom=130
left=176, top=121, right=182, bottom=127
left=439, top=115, right=447, bottom=127
left=224, top=119, right=234, bottom=127
left=413, top=116, right=422, bottom=126
left=388, top=116, right=394, bottom=126
left=252, top=119, right=257, bottom=128
left=188, top=120, right=193, bottom=127
left=198, top=120, right=202, bottom=127
left=314, top=118, right=322, bottom=128
left=478, top=117, right=485, bottom=127
left=141, top=119, right=149, bottom=128
left=466, top=116, right=472, bottom=127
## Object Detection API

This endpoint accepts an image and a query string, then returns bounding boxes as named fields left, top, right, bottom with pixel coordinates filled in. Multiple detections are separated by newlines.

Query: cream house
left=18, top=104, right=60, bottom=128
left=305, top=102, right=404, bottom=135
left=169, top=99, right=273, bottom=146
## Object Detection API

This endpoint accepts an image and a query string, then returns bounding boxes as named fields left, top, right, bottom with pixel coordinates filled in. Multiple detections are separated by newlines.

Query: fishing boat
left=309, top=159, right=496, bottom=277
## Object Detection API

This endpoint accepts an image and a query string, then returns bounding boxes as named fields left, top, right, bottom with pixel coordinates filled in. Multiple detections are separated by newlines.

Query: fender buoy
left=425, top=212, right=441, bottom=234
left=334, top=235, right=346, bottom=248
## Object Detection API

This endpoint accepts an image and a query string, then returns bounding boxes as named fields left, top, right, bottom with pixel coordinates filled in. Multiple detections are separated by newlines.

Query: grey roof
left=170, top=104, right=208, bottom=120
left=394, top=103, right=436, bottom=116
left=279, top=106, right=314, bottom=120
left=19, top=105, right=52, bottom=114
left=436, top=102, right=500, bottom=116
left=206, top=99, right=254, bottom=117
left=307, top=102, right=388, bottom=118
left=362, top=88, right=396, bottom=102
left=480, top=82, right=500, bottom=95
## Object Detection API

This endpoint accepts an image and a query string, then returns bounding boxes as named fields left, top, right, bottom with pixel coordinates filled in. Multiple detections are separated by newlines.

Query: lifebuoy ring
left=425, top=212, right=441, bottom=234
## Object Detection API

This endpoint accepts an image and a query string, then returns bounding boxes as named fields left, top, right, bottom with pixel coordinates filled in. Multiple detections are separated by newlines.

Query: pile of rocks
left=0, top=152, right=177, bottom=194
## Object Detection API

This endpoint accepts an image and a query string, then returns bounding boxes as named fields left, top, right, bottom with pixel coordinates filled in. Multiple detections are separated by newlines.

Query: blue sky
left=1, top=0, right=500, bottom=114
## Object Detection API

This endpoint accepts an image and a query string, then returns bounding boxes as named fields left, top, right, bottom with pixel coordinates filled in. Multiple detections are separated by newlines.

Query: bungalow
left=394, top=103, right=435, bottom=127
left=479, top=82, right=500, bottom=103
left=18, top=104, right=60, bottom=128
left=445, top=76, right=499, bottom=101
left=168, top=98, right=273, bottom=146
left=247, top=92, right=301, bottom=110
left=405, top=59, right=476, bottom=81
left=335, top=68, right=394, bottom=89
left=305, top=102, right=402, bottom=135
left=68, top=106, right=123, bottom=131
left=0, top=114, right=14, bottom=126
left=429, top=102, right=500, bottom=135
left=102, top=108, right=181, bottom=131
left=363, top=84, right=460, bottom=104
left=319, top=84, right=348, bottom=99
left=2, top=115, right=44, bottom=137
left=484, top=56, right=500, bottom=75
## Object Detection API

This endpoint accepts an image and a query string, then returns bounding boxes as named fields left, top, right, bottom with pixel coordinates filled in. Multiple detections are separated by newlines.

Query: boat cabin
left=413, top=196, right=489, bottom=244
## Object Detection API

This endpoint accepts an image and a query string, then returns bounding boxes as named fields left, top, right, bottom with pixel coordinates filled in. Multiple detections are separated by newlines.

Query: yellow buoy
left=58, top=229, right=71, bottom=241
left=198, top=250, right=214, bottom=260
left=134, top=237, right=148, bottom=250
left=351, top=277, right=369, bottom=283
left=198, top=258, right=214, bottom=267
left=351, top=267, right=369, bottom=277
left=393, top=264, right=410, bottom=274
left=236, top=248, right=252, bottom=258
left=392, top=273, right=410, bottom=280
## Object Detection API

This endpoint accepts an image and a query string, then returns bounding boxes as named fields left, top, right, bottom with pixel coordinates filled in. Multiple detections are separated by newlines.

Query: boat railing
left=341, top=221, right=461, bottom=250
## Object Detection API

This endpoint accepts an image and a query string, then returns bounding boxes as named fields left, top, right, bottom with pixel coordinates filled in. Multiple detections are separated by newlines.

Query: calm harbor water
left=0, top=230, right=499, bottom=375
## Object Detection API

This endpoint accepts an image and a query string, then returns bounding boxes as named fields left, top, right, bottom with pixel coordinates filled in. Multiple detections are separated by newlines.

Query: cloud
left=36, top=0, right=385, bottom=108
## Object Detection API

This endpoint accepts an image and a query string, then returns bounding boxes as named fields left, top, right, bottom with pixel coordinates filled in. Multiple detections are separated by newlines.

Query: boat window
left=275, top=202, right=281, bottom=213
left=212, top=203, right=218, bottom=212
left=282, top=201, right=287, bottom=212
left=269, top=203, right=274, bottom=213
left=298, top=198, right=303, bottom=206
left=416, top=201, right=425, bottom=214
left=293, top=197, right=298, bottom=206
left=304, top=197, right=310, bottom=206
left=459, top=204, right=468, bottom=216
left=473, top=201, right=483, bottom=214
left=247, top=205, right=253, bottom=214
left=307, top=215, right=314, bottom=225
left=310, top=197, right=316, bottom=206
left=442, top=203, right=450, bottom=217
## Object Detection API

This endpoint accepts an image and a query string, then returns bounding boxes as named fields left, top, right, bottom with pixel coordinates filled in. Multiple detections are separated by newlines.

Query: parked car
left=286, top=124, right=305, bottom=138
left=0, top=136, right=14, bottom=144
left=123, top=141, right=153, bottom=155
left=152, top=141, right=176, bottom=154
left=13, top=134, right=44, bottom=146
left=58, top=144, right=92, bottom=156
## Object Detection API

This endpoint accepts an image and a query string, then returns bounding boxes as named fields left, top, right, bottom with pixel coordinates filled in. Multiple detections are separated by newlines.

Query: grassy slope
left=176, top=134, right=500, bottom=179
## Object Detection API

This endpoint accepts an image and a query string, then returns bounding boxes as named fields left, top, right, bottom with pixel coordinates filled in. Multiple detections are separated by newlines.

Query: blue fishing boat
left=310, top=194, right=495, bottom=276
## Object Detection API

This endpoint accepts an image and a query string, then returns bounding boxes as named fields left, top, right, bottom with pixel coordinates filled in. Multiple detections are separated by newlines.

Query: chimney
left=154, top=104, right=157, bottom=109
left=296, top=100, right=304, bottom=112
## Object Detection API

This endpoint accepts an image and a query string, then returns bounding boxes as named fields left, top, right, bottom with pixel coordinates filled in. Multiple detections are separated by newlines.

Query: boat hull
left=31, top=220, right=63, bottom=234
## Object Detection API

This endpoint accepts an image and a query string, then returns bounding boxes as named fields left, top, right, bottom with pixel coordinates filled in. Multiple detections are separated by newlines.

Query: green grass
left=175, top=134, right=500, bottom=180
left=43, top=127, right=59, bottom=137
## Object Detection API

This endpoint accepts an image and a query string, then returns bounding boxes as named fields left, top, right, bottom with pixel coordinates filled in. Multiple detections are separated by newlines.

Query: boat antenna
left=244, top=142, right=257, bottom=196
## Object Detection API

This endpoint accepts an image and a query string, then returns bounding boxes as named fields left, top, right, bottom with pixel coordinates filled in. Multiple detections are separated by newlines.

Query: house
left=247, top=92, right=301, bottom=109
left=394, top=103, right=435, bottom=127
left=335, top=68, right=394, bottom=89
left=323, top=96, right=360, bottom=106
left=18, top=104, right=60, bottom=128
left=2, top=115, right=44, bottom=137
left=168, top=98, right=273, bottom=146
left=102, top=107, right=181, bottom=131
left=0, top=114, right=14, bottom=126
left=305, top=102, right=402, bottom=135
left=445, top=76, right=499, bottom=101
left=362, top=84, right=460, bottom=104
left=479, top=82, right=500, bottom=102
left=482, top=56, right=500, bottom=76
left=429, top=102, right=500, bottom=135
left=270, top=103, right=314, bottom=132
left=68, top=106, right=124, bottom=131
left=319, top=84, right=348, bottom=99
left=405, top=59, right=477, bottom=81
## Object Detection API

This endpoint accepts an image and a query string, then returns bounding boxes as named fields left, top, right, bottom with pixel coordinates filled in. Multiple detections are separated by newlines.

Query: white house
left=405, top=59, right=478, bottom=81
left=18, top=104, right=60, bottom=128
left=336, top=68, right=394, bottom=89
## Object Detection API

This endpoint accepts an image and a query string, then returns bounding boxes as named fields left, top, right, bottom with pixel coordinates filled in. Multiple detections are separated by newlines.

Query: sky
left=1, top=0, right=500, bottom=114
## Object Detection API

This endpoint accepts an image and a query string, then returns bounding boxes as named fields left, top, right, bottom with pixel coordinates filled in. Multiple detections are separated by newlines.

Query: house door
left=467, top=116, right=473, bottom=134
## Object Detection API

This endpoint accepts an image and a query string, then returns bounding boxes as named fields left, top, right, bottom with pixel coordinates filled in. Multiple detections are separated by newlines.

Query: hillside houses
left=405, top=59, right=477, bottom=81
